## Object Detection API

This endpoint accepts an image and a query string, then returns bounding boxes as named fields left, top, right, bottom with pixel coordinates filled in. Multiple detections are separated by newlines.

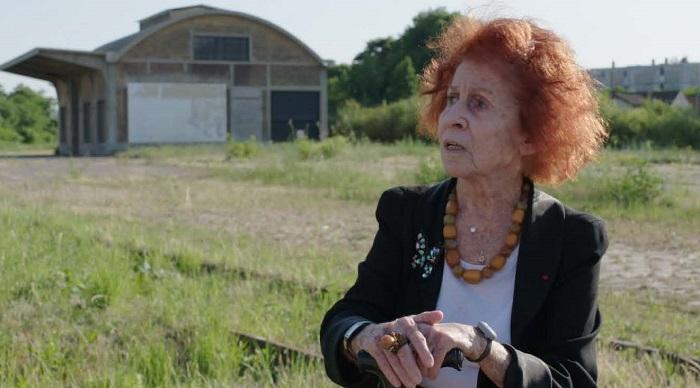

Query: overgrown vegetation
left=415, top=154, right=447, bottom=184
left=600, top=161, right=665, bottom=207
left=0, top=84, right=57, bottom=144
left=226, top=137, right=261, bottom=159
left=330, top=91, right=700, bottom=147
left=332, top=96, right=424, bottom=142
left=0, top=144, right=698, bottom=386
left=295, top=135, right=349, bottom=160
left=600, top=94, right=700, bottom=149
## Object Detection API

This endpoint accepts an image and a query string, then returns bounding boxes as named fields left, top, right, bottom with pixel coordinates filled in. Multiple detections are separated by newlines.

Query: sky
left=1, top=0, right=699, bottom=97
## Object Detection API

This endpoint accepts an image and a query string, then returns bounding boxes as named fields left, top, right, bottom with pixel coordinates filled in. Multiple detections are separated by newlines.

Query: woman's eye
left=468, top=96, right=488, bottom=111
left=446, top=93, right=459, bottom=105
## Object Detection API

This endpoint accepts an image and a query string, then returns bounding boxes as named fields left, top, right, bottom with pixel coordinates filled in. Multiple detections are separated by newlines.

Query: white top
left=420, top=244, right=519, bottom=388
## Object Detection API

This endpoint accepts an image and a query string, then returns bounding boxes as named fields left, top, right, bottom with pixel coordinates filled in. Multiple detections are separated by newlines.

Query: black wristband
left=466, top=334, right=492, bottom=363
left=465, top=323, right=495, bottom=363
left=347, top=322, right=371, bottom=345
left=343, top=321, right=372, bottom=360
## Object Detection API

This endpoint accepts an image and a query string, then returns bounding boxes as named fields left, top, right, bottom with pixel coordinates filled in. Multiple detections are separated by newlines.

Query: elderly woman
left=320, top=15, right=608, bottom=388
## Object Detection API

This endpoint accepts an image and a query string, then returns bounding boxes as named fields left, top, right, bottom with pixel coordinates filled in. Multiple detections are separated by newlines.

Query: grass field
left=0, top=140, right=698, bottom=387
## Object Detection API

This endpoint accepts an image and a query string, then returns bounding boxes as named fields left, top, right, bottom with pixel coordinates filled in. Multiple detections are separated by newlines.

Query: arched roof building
left=1, top=5, right=328, bottom=155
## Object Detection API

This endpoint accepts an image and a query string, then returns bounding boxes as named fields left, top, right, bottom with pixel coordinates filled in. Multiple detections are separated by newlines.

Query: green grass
left=0, top=141, right=55, bottom=154
left=116, top=144, right=230, bottom=161
left=0, top=203, right=330, bottom=386
left=599, top=289, right=700, bottom=358
left=1, top=143, right=699, bottom=386
left=1, top=200, right=697, bottom=386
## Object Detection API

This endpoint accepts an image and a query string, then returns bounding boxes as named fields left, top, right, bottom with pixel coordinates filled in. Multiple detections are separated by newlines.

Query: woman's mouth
left=443, top=140, right=466, bottom=151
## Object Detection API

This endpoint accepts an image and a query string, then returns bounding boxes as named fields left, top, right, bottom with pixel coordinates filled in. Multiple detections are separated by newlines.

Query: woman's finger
left=412, top=310, right=444, bottom=325
left=406, top=327, right=434, bottom=368
left=372, top=348, right=402, bottom=388
left=396, top=342, right=423, bottom=386
left=385, top=349, right=416, bottom=388
left=416, top=355, right=430, bottom=378
left=428, top=343, right=449, bottom=379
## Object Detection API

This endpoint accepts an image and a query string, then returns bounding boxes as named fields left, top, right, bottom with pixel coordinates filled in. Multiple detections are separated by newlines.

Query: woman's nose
left=445, top=107, right=468, bottom=130
left=451, top=117, right=468, bottom=130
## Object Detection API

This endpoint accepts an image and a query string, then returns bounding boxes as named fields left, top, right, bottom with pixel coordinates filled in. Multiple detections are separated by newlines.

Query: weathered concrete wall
left=270, top=65, right=321, bottom=86
left=127, top=82, right=227, bottom=143
left=234, top=64, right=266, bottom=86
left=230, top=87, right=264, bottom=141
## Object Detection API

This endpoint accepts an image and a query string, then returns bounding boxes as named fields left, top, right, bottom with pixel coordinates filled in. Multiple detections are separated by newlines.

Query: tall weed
left=601, top=161, right=664, bottom=207
left=415, top=155, right=448, bottom=184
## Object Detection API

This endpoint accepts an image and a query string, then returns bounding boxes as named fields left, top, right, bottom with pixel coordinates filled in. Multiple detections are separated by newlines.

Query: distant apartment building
left=589, top=58, right=700, bottom=93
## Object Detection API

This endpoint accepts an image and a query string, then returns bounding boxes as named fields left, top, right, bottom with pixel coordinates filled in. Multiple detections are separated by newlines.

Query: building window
left=659, top=67, right=665, bottom=75
left=59, top=107, right=67, bottom=143
left=193, top=36, right=249, bottom=61
left=83, top=102, right=91, bottom=143
left=97, top=100, right=106, bottom=143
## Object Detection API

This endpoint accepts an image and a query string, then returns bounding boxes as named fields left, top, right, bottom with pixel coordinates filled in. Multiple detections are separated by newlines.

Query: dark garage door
left=271, top=91, right=320, bottom=141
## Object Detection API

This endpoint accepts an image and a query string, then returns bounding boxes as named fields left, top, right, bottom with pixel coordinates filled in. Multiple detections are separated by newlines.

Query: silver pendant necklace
left=468, top=224, right=488, bottom=265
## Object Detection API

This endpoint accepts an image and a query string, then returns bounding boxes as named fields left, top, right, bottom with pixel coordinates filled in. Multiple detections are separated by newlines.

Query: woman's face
left=437, top=58, right=534, bottom=179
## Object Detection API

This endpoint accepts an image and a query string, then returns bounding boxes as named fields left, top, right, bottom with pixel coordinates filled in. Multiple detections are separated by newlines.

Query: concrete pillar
left=265, top=64, right=271, bottom=142
left=319, top=69, right=328, bottom=139
left=104, top=64, right=118, bottom=150
left=89, top=73, right=98, bottom=155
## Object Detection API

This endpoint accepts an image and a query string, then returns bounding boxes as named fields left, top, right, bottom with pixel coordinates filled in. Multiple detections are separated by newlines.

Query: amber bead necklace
left=443, top=179, right=531, bottom=284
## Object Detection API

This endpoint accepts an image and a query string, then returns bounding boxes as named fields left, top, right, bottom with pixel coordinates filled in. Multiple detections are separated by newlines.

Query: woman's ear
left=519, top=138, right=536, bottom=156
left=513, top=122, right=535, bottom=156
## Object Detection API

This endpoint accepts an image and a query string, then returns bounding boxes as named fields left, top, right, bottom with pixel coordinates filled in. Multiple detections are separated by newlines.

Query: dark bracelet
left=466, top=335, right=492, bottom=363
left=465, top=321, right=497, bottom=363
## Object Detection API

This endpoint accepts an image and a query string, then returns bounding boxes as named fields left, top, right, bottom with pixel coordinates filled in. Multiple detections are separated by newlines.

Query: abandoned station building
left=0, top=5, right=328, bottom=155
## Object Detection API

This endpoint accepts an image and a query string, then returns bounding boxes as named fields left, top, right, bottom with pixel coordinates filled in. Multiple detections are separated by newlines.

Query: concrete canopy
left=1, top=48, right=105, bottom=81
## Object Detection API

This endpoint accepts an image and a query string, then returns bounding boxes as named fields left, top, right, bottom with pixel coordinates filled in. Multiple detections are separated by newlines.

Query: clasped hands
left=349, top=310, right=485, bottom=388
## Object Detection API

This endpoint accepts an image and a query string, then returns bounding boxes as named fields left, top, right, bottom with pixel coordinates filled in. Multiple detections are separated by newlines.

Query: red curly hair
left=420, top=16, right=608, bottom=185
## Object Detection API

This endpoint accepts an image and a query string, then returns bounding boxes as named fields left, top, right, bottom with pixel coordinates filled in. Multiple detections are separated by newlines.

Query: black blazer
left=320, top=177, right=608, bottom=387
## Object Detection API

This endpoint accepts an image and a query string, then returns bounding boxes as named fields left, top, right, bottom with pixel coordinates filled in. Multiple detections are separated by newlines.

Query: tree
left=327, top=8, right=459, bottom=115
left=397, top=8, right=459, bottom=74
left=386, top=56, right=418, bottom=102
left=328, top=64, right=352, bottom=122
left=349, top=37, right=400, bottom=106
left=0, top=84, right=57, bottom=143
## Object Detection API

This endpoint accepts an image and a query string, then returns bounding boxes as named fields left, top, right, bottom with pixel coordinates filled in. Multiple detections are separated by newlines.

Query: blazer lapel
left=510, top=188, right=565, bottom=346
left=413, top=177, right=456, bottom=313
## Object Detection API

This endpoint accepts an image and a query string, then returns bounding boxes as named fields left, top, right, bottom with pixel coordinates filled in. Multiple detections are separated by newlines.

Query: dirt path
left=1, top=156, right=698, bottom=310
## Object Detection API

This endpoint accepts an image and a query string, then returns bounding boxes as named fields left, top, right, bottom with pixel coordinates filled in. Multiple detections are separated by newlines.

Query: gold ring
left=380, top=332, right=409, bottom=354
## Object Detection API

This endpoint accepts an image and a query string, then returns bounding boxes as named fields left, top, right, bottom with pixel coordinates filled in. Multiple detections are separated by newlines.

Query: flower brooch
left=410, top=232, right=442, bottom=279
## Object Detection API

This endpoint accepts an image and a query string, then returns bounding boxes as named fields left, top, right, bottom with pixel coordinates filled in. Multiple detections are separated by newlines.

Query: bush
left=332, top=97, right=424, bottom=142
left=600, top=161, right=664, bottom=207
left=296, top=136, right=349, bottom=160
left=0, top=126, right=21, bottom=142
left=600, top=94, right=700, bottom=149
left=415, top=155, right=448, bottom=184
left=226, top=138, right=260, bottom=159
